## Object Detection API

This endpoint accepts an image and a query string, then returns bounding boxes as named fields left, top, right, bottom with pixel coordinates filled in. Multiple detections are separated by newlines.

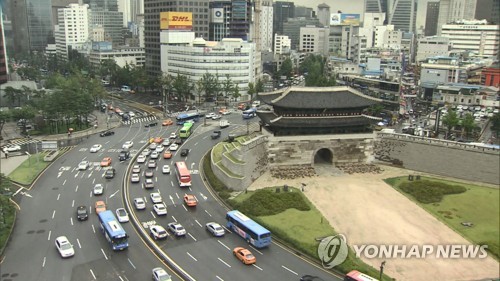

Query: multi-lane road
left=1, top=105, right=340, bottom=281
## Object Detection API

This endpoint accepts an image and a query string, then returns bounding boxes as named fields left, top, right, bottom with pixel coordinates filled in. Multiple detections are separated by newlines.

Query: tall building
left=259, top=0, right=274, bottom=52
left=273, top=1, right=294, bottom=35
left=117, top=0, right=130, bottom=26
left=440, top=20, right=499, bottom=57
left=316, top=3, right=330, bottom=27
left=85, top=0, right=124, bottom=46
left=424, top=1, right=440, bottom=36
left=1, top=8, right=8, bottom=84
left=299, top=26, right=329, bottom=56
left=209, top=0, right=253, bottom=42
left=144, top=0, right=210, bottom=76
left=282, top=17, right=320, bottom=50
left=475, top=0, right=499, bottom=24
left=437, top=0, right=477, bottom=34
left=295, top=6, right=312, bottom=18
left=364, top=0, right=417, bottom=33
left=55, top=4, right=90, bottom=60
left=416, top=36, right=451, bottom=62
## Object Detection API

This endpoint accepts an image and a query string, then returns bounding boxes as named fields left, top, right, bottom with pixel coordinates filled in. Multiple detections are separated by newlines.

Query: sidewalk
left=0, top=155, right=28, bottom=176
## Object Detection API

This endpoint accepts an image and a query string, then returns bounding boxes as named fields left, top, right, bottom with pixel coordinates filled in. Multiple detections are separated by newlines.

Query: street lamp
left=379, top=261, right=386, bottom=280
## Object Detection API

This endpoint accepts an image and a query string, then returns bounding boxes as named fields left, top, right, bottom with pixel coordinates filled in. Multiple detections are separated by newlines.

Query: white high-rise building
left=117, top=0, right=131, bottom=27
left=416, top=36, right=451, bottom=62
left=259, top=0, right=274, bottom=52
left=274, top=34, right=291, bottom=55
left=440, top=20, right=499, bottom=57
left=299, top=26, right=330, bottom=56
left=437, top=0, right=477, bottom=34
left=317, top=3, right=330, bottom=27
left=55, top=3, right=90, bottom=60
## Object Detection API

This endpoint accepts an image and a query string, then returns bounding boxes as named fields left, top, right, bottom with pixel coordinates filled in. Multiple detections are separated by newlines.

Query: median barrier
left=43, top=150, right=59, bottom=162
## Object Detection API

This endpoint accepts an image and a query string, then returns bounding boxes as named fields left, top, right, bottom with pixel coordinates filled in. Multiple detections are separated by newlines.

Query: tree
left=222, top=74, right=234, bottom=105
left=279, top=58, right=293, bottom=79
left=0, top=111, right=11, bottom=137
left=255, top=79, right=264, bottom=94
left=172, top=74, right=191, bottom=102
left=231, top=85, right=241, bottom=102
left=441, top=109, right=459, bottom=139
left=490, top=112, right=500, bottom=140
left=3, top=87, right=23, bottom=107
left=200, top=72, right=219, bottom=100
left=461, top=113, right=476, bottom=140
left=10, top=106, right=36, bottom=135
left=158, top=74, right=174, bottom=103
left=247, top=82, right=256, bottom=100
left=193, top=79, right=204, bottom=105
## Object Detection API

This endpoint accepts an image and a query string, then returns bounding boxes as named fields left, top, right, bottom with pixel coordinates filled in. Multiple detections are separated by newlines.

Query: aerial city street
left=0, top=0, right=499, bottom=281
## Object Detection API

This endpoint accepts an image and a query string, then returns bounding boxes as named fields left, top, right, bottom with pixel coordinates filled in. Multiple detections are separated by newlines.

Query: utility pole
left=379, top=261, right=386, bottom=280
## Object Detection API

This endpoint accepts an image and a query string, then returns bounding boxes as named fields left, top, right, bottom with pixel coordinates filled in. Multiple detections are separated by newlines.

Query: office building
left=282, top=17, right=320, bottom=50
left=273, top=1, right=295, bottom=35
left=209, top=0, right=253, bottom=42
left=440, top=21, right=499, bottom=57
left=259, top=0, right=274, bottom=52
left=85, top=0, right=124, bottom=46
left=295, top=6, right=313, bottom=18
left=437, top=0, right=477, bottom=34
left=55, top=4, right=90, bottom=60
left=364, top=0, right=417, bottom=33
left=299, top=26, right=329, bottom=56
left=144, top=0, right=210, bottom=76
left=424, top=1, right=440, bottom=36
left=88, top=43, right=145, bottom=67
left=274, top=34, right=291, bottom=54
left=117, top=0, right=131, bottom=26
left=1, top=8, right=8, bottom=84
left=481, top=64, right=500, bottom=87
left=416, top=36, right=451, bottom=62
left=317, top=3, right=330, bottom=27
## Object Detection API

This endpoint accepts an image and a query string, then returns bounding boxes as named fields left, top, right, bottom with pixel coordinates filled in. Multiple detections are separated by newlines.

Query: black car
left=100, top=130, right=115, bottom=137
left=211, top=130, right=221, bottom=139
left=76, top=205, right=88, bottom=221
left=145, top=122, right=158, bottom=128
left=175, top=138, right=183, bottom=145
left=300, top=275, right=325, bottom=281
left=180, top=149, right=189, bottom=157
left=119, top=150, right=130, bottom=161
left=105, top=168, right=116, bottom=179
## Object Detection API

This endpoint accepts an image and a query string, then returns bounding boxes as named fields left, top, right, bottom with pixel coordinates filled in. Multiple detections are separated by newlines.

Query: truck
left=219, top=120, right=230, bottom=128
left=242, top=107, right=257, bottom=119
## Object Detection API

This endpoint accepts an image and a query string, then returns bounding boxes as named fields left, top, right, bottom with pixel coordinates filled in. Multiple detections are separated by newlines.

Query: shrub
left=238, top=189, right=310, bottom=217
left=399, top=180, right=466, bottom=203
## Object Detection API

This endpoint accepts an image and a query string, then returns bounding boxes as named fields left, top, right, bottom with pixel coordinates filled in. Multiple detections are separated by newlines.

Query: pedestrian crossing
left=122, top=116, right=159, bottom=125
left=2, top=138, right=41, bottom=148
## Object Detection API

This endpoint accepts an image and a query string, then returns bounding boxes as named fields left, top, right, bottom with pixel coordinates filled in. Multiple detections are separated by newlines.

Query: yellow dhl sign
left=160, top=12, right=193, bottom=30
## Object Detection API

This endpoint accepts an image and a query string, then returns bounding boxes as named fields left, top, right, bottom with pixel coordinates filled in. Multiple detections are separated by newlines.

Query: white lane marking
left=182, top=205, right=188, bottom=211
left=150, top=211, right=156, bottom=219
left=187, top=252, right=198, bottom=261
left=63, top=179, right=67, bottom=185
left=195, top=219, right=202, bottom=227
left=218, top=258, right=231, bottom=268
left=216, top=276, right=224, bottom=281
left=171, top=216, right=177, bottom=222
left=175, top=193, right=179, bottom=199
left=282, top=265, right=298, bottom=275
left=48, top=231, right=51, bottom=241
left=57, top=194, right=60, bottom=201
left=128, top=258, right=136, bottom=269
left=52, top=210, right=56, bottom=219
left=109, top=190, right=119, bottom=198
left=89, top=191, right=92, bottom=198
left=75, top=185, right=79, bottom=192
left=75, top=172, right=79, bottom=178
left=70, top=217, right=74, bottom=226
left=42, top=257, right=46, bottom=267
left=77, top=239, right=82, bottom=249
left=92, top=178, right=95, bottom=184
left=188, top=233, right=197, bottom=242
left=57, top=172, right=63, bottom=178
left=218, top=240, right=231, bottom=251
left=250, top=245, right=263, bottom=255
left=72, top=200, right=75, bottom=208
left=205, top=210, right=212, bottom=217
left=194, top=142, right=199, bottom=146
left=90, top=269, right=97, bottom=280
left=88, top=172, right=92, bottom=178
left=188, top=186, right=192, bottom=192
left=222, top=226, right=232, bottom=233
left=199, top=193, right=207, bottom=201
left=253, top=264, right=263, bottom=271
left=101, top=248, right=108, bottom=260
left=118, top=276, right=125, bottom=281
left=169, top=195, right=175, bottom=206
left=92, top=224, right=96, bottom=233
left=170, top=180, right=174, bottom=187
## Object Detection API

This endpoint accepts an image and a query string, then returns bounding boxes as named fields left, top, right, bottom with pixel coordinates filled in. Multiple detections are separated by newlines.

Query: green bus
left=179, top=122, right=194, bottom=138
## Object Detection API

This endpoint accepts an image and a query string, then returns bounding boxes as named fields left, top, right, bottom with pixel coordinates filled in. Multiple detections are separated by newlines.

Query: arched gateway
left=314, top=148, right=333, bottom=164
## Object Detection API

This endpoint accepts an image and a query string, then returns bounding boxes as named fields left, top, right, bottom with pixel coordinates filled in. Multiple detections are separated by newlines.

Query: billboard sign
left=160, top=12, right=193, bottom=30
left=212, top=8, right=224, bottom=23
left=330, top=13, right=341, bottom=25
left=340, top=14, right=360, bottom=26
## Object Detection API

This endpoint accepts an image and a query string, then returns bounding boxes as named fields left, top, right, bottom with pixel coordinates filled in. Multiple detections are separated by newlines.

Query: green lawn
left=386, top=176, right=500, bottom=259
left=8, top=153, right=50, bottom=185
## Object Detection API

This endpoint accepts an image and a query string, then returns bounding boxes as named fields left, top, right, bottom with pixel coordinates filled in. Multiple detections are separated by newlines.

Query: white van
left=252, top=100, right=261, bottom=107
left=121, top=85, right=131, bottom=92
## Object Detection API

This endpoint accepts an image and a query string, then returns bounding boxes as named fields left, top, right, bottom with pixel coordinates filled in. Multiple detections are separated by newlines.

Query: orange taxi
left=95, top=200, right=106, bottom=214
left=162, top=119, right=173, bottom=126
left=154, top=137, right=164, bottom=144
left=163, top=150, right=172, bottom=159
left=233, top=247, right=256, bottom=265
left=100, top=157, right=112, bottom=167
left=183, top=194, right=198, bottom=207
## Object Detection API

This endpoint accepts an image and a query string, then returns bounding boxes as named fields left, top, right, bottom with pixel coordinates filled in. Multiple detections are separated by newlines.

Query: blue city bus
left=98, top=210, right=129, bottom=251
left=226, top=210, right=272, bottom=248
left=176, top=112, right=200, bottom=125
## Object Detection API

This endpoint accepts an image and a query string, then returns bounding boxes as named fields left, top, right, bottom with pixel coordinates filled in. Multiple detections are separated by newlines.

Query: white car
left=134, top=197, right=146, bottom=210
left=162, top=139, right=171, bottom=146
left=205, top=112, right=216, bottom=119
left=93, top=184, right=104, bottom=195
left=128, top=111, right=136, bottom=118
left=150, top=225, right=168, bottom=240
left=152, top=267, right=172, bottom=281
left=137, top=154, right=147, bottom=163
left=2, top=145, right=21, bottom=153
left=150, top=151, right=159, bottom=159
left=115, top=208, right=129, bottom=222
left=212, top=114, right=222, bottom=120
left=90, top=144, right=102, bottom=153
left=169, top=143, right=179, bottom=151
left=78, top=161, right=90, bottom=171
left=167, top=222, right=186, bottom=236
left=55, top=236, right=75, bottom=258
left=221, top=110, right=231, bottom=115
left=155, top=145, right=164, bottom=153
left=206, top=222, right=225, bottom=237
left=122, top=141, right=134, bottom=149
left=130, top=173, right=140, bottom=183
left=153, top=203, right=167, bottom=216
left=148, top=160, right=157, bottom=168
left=150, top=192, right=162, bottom=203
left=169, top=133, right=177, bottom=139
left=162, top=165, right=170, bottom=174
left=149, top=143, right=157, bottom=150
